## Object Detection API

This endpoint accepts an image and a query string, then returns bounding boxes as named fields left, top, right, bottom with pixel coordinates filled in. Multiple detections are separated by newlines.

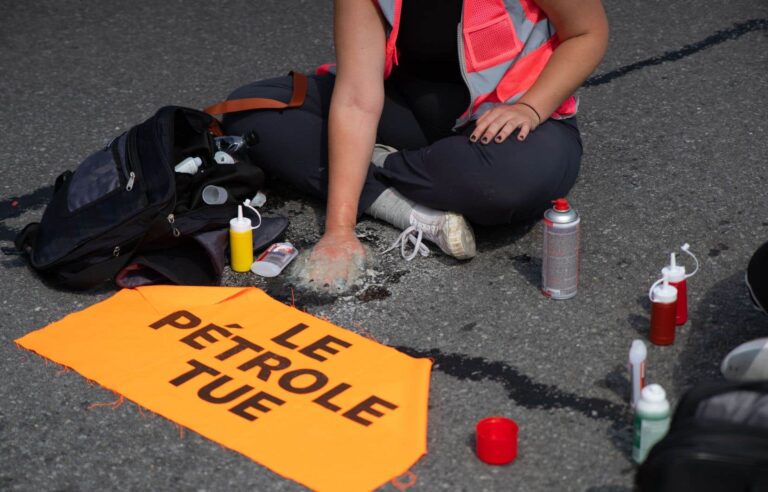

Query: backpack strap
left=56, top=251, right=138, bottom=290
left=203, top=71, right=308, bottom=135
left=15, top=222, right=40, bottom=255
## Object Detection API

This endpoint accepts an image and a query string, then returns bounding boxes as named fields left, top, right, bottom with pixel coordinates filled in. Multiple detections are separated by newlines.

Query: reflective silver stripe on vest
left=519, top=20, right=555, bottom=58
left=461, top=17, right=553, bottom=103
left=378, top=0, right=396, bottom=25
left=455, top=2, right=559, bottom=127
left=466, top=63, right=513, bottom=101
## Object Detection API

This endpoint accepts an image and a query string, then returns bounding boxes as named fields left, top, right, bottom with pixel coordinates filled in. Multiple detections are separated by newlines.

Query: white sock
left=371, top=144, right=397, bottom=168
left=366, top=187, right=449, bottom=234
left=365, top=188, right=416, bottom=230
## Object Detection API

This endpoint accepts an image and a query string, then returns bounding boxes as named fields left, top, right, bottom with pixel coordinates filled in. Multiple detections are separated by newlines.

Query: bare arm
left=471, top=0, right=608, bottom=143
left=519, top=0, right=609, bottom=119
left=325, top=0, right=387, bottom=234
left=301, top=0, right=386, bottom=291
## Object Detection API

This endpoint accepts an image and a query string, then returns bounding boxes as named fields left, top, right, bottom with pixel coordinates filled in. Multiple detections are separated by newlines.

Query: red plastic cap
left=476, top=416, right=518, bottom=465
left=552, top=198, right=570, bottom=212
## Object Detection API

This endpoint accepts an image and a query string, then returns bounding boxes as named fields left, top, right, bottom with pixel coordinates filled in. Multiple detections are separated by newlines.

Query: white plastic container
left=251, top=242, right=298, bottom=277
left=214, top=151, right=236, bottom=165
left=628, top=340, right=647, bottom=408
left=174, top=156, right=202, bottom=174
left=202, top=185, right=228, bottom=205
left=632, top=384, right=671, bottom=463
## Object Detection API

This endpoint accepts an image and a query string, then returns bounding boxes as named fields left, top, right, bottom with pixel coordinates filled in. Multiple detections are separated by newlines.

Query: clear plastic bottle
left=214, top=136, right=246, bottom=154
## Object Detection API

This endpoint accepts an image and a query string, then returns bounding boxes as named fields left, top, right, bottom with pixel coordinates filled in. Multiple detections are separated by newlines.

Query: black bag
left=15, top=72, right=307, bottom=289
left=15, top=106, right=247, bottom=288
left=636, top=381, right=768, bottom=492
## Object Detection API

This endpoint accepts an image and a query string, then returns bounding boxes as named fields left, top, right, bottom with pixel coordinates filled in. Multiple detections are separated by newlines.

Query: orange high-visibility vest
left=375, top=0, right=579, bottom=126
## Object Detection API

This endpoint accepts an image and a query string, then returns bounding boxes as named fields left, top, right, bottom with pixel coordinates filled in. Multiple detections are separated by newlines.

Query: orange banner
left=17, top=286, right=432, bottom=491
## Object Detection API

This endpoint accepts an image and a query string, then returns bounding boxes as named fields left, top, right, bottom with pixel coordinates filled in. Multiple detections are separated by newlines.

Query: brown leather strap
left=203, top=71, right=308, bottom=116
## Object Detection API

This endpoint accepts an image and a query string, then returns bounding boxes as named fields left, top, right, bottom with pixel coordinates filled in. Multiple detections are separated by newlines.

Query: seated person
left=223, top=0, right=609, bottom=290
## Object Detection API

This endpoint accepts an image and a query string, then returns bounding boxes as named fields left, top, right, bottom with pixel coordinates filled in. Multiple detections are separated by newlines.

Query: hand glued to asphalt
left=294, top=231, right=367, bottom=294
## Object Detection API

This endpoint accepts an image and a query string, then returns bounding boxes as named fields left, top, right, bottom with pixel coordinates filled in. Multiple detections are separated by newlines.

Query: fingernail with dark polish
left=496, top=136, right=503, bottom=142
left=481, top=137, right=489, bottom=144
left=470, top=136, right=477, bottom=142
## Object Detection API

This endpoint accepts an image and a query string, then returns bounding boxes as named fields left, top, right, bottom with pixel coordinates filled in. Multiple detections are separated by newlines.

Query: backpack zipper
left=111, top=131, right=137, bottom=191
left=125, top=172, right=136, bottom=191
left=167, top=213, right=181, bottom=237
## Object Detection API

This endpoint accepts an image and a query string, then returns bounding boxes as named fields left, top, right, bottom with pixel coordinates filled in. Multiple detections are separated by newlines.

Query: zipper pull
left=113, top=246, right=121, bottom=257
left=167, top=214, right=181, bottom=237
left=125, top=172, right=136, bottom=191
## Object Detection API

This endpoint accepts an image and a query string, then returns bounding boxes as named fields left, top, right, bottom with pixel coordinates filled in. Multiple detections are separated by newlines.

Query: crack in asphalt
left=585, top=18, right=768, bottom=87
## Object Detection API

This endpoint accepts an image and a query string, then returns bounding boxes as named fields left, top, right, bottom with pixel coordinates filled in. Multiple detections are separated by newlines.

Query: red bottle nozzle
left=552, top=198, right=570, bottom=212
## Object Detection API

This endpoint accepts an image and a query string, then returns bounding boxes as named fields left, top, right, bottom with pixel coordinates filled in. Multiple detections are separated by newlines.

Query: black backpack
left=15, top=72, right=307, bottom=289
left=636, top=381, right=768, bottom=492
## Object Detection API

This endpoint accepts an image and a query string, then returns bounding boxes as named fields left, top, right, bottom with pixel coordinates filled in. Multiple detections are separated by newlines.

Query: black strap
left=54, top=170, right=72, bottom=193
left=56, top=253, right=137, bottom=290
left=15, top=222, right=40, bottom=254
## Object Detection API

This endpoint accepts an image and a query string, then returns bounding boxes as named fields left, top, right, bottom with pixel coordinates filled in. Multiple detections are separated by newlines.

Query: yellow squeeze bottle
left=229, top=205, right=253, bottom=272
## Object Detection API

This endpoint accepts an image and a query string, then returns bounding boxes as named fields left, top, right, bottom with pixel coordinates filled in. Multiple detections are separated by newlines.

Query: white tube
left=629, top=340, right=647, bottom=407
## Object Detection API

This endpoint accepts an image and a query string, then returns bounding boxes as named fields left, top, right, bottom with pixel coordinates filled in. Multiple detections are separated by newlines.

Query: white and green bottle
left=632, top=383, right=671, bottom=464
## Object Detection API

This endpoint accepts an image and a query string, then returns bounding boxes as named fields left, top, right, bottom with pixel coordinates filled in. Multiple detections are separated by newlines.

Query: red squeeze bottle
left=662, top=253, right=688, bottom=325
left=661, top=244, right=699, bottom=326
left=649, top=276, right=678, bottom=345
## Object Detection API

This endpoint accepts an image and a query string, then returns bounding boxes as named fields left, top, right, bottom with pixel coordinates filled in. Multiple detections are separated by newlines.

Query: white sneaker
left=721, top=337, right=768, bottom=381
left=384, top=205, right=477, bottom=261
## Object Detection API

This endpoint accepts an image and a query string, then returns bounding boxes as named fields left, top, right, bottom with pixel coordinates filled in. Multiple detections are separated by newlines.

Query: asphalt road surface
left=1, top=1, right=767, bottom=491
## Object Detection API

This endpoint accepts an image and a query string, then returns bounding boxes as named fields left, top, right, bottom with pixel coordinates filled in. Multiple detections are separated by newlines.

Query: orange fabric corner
left=17, top=286, right=432, bottom=491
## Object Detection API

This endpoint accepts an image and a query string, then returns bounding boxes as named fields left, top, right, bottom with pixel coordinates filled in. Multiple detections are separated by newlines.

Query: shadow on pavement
left=674, top=271, right=767, bottom=392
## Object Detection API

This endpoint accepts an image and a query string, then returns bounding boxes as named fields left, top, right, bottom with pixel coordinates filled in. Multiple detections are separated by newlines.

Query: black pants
left=222, top=74, right=582, bottom=226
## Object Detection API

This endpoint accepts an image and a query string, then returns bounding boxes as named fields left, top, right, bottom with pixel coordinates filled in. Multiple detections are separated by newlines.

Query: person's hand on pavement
left=299, top=229, right=366, bottom=293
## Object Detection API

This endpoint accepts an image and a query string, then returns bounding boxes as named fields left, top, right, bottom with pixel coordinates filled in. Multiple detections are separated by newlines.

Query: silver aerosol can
left=542, top=198, right=580, bottom=299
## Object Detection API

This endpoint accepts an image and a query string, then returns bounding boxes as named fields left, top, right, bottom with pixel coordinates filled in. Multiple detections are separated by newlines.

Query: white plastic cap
left=661, top=253, right=686, bottom=282
left=641, top=384, right=667, bottom=403
left=652, top=278, right=678, bottom=303
left=251, top=261, right=281, bottom=277
left=629, top=339, right=647, bottom=363
left=230, top=205, right=251, bottom=232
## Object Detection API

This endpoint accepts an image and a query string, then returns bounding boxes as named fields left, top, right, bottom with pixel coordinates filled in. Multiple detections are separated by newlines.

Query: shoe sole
left=441, top=213, right=476, bottom=260
left=721, top=337, right=768, bottom=381
left=745, top=271, right=767, bottom=315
